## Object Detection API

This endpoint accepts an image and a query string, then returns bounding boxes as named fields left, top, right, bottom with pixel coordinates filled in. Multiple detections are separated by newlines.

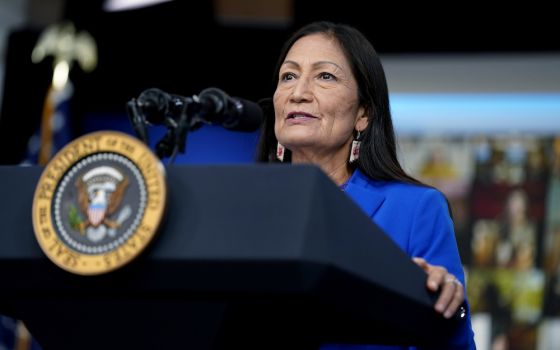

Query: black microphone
left=135, top=87, right=263, bottom=132
left=136, top=88, right=186, bottom=125
left=196, top=87, right=264, bottom=132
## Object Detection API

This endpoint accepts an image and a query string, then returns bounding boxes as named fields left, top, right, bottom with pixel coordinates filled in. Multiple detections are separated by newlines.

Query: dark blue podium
left=0, top=164, right=460, bottom=349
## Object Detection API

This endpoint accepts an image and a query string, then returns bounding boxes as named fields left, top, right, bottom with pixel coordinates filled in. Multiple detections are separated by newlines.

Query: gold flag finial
left=28, top=21, right=98, bottom=165
left=32, top=21, right=98, bottom=89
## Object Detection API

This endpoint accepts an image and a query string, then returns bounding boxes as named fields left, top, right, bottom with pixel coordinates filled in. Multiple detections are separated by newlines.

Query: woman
left=257, top=21, right=476, bottom=349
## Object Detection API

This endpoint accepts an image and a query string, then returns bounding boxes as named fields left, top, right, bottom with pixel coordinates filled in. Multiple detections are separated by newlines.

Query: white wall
left=382, top=53, right=560, bottom=93
left=382, top=53, right=560, bottom=135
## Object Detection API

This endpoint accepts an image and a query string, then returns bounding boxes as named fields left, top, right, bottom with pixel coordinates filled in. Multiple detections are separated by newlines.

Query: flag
left=21, top=81, right=74, bottom=166
left=21, top=20, right=97, bottom=166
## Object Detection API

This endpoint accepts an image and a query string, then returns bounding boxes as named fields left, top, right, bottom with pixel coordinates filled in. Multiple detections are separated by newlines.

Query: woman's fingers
left=412, top=257, right=465, bottom=318
left=413, top=257, right=447, bottom=291
left=412, top=257, right=428, bottom=270
left=436, top=275, right=464, bottom=318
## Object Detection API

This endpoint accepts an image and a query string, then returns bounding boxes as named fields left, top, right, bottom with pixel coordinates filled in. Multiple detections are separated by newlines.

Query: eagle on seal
left=75, top=166, right=129, bottom=234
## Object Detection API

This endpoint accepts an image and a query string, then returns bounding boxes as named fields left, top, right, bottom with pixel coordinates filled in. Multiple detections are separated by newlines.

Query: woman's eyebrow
left=282, top=60, right=343, bottom=71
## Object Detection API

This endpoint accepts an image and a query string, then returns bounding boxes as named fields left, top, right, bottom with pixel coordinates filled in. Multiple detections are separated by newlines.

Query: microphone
left=136, top=88, right=186, bottom=126
left=135, top=87, right=263, bottom=132
left=195, top=87, right=264, bottom=132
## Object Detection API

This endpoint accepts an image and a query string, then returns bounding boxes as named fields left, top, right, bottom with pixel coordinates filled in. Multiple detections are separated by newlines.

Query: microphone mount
left=127, top=87, right=262, bottom=164
left=126, top=90, right=191, bottom=163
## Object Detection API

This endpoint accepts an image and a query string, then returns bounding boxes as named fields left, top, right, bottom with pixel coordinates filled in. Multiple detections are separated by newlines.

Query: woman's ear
left=355, top=107, right=369, bottom=132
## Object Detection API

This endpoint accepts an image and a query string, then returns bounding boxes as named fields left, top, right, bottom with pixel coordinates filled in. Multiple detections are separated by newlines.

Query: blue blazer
left=322, top=169, right=476, bottom=350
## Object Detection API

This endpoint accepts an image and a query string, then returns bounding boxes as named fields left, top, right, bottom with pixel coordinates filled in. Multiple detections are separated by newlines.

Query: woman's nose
left=290, top=78, right=313, bottom=102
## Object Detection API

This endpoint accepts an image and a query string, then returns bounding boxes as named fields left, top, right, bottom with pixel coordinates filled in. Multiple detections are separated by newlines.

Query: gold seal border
left=32, top=131, right=167, bottom=275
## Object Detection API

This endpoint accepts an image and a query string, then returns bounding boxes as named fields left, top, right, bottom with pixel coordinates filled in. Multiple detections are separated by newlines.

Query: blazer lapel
left=344, top=180, right=385, bottom=218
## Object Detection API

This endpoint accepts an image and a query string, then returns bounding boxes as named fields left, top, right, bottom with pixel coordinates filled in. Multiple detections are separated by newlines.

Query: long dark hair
left=256, top=21, right=422, bottom=185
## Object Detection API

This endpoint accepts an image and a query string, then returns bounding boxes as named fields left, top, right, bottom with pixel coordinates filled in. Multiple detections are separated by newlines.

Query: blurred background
left=0, top=0, right=559, bottom=349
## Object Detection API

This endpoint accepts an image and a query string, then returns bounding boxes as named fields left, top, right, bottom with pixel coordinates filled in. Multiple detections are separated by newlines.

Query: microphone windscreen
left=223, top=98, right=264, bottom=132
left=137, top=88, right=171, bottom=125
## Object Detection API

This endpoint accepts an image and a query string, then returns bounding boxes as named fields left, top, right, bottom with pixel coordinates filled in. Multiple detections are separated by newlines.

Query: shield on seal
left=88, top=203, right=107, bottom=226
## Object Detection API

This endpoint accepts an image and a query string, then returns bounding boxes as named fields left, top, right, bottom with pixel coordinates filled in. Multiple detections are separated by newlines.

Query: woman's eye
left=319, top=72, right=335, bottom=80
left=281, top=72, right=296, bottom=81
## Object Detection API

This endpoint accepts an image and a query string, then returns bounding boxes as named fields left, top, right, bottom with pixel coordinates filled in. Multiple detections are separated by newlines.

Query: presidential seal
left=32, top=131, right=166, bottom=275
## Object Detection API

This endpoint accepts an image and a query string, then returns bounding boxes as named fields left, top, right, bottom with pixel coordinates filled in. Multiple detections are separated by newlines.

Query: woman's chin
left=278, top=138, right=317, bottom=151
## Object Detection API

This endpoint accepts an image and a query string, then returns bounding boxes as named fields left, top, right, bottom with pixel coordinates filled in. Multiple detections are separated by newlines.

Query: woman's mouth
left=286, top=112, right=318, bottom=122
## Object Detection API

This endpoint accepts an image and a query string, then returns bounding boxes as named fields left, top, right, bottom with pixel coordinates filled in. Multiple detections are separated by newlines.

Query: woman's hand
left=413, top=257, right=464, bottom=319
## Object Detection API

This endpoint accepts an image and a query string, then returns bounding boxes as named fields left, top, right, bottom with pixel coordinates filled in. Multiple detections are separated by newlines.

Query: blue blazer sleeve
left=407, top=188, right=465, bottom=283
left=343, top=169, right=476, bottom=350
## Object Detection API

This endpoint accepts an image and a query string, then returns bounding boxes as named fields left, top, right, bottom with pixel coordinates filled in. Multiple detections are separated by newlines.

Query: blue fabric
left=0, top=315, right=43, bottom=350
left=21, top=83, right=74, bottom=166
left=322, top=169, right=476, bottom=350
left=0, top=315, right=16, bottom=349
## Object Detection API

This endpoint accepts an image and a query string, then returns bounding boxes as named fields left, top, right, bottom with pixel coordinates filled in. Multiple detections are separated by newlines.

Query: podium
left=0, top=164, right=461, bottom=349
